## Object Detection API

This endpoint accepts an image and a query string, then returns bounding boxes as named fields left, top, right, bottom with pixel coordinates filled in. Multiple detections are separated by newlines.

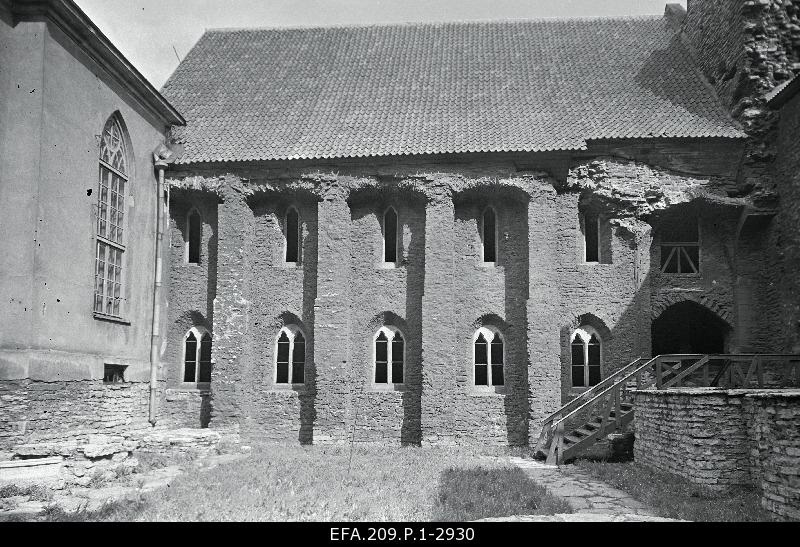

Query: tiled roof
left=162, top=16, right=744, bottom=164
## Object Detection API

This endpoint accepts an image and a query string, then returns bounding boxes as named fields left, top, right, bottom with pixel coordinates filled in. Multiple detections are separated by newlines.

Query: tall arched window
left=383, top=207, right=398, bottom=264
left=571, top=326, right=601, bottom=387
left=473, top=326, right=504, bottom=386
left=374, top=327, right=405, bottom=384
left=186, top=209, right=202, bottom=264
left=481, top=207, right=497, bottom=263
left=184, top=327, right=212, bottom=384
left=94, top=115, right=129, bottom=317
left=285, top=207, right=300, bottom=263
left=276, top=326, right=305, bottom=384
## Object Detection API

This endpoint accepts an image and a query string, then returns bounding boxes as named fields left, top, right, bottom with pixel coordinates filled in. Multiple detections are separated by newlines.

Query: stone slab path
left=496, top=457, right=684, bottom=522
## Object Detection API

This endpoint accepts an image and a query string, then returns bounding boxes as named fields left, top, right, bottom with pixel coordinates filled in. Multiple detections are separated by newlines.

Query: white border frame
left=472, top=326, right=505, bottom=388
left=570, top=325, right=603, bottom=388
left=274, top=325, right=306, bottom=386
left=372, top=326, right=406, bottom=387
left=181, top=326, right=212, bottom=386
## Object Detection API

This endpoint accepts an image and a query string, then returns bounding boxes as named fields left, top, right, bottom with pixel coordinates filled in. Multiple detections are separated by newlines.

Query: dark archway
left=651, top=301, right=729, bottom=356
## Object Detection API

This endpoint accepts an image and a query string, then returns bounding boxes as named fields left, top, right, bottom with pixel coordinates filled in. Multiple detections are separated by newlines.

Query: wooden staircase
left=533, top=353, right=800, bottom=465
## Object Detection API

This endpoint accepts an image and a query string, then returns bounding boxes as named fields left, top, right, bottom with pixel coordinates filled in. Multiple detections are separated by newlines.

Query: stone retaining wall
left=634, top=388, right=800, bottom=521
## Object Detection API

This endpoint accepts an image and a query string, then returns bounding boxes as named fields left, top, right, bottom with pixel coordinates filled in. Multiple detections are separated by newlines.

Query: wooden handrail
left=551, top=356, right=660, bottom=430
left=539, top=356, right=645, bottom=427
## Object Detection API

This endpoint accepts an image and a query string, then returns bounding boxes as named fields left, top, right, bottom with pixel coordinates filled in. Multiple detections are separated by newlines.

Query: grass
left=434, top=466, right=571, bottom=521
left=575, top=459, right=773, bottom=522
left=40, top=443, right=568, bottom=522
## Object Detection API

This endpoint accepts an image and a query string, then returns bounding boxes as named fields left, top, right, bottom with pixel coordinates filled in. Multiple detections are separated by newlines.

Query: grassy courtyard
left=47, top=443, right=571, bottom=522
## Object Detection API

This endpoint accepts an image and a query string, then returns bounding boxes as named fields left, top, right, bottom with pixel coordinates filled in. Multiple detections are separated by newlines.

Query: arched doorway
left=651, top=301, right=729, bottom=356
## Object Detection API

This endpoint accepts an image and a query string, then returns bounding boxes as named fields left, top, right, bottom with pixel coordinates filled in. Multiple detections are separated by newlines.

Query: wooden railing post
left=655, top=357, right=663, bottom=389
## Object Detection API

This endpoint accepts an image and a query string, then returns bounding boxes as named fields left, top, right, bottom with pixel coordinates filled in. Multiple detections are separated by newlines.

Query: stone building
left=0, top=0, right=183, bottom=454
left=156, top=1, right=798, bottom=446
left=1, top=0, right=799, bottom=455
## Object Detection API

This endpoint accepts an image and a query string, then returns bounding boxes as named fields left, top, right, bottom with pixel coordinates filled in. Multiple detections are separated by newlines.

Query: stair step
left=575, top=428, right=595, bottom=437
left=564, top=435, right=582, bottom=444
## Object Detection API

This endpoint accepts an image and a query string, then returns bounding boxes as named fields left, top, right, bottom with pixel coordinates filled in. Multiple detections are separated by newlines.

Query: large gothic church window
left=94, top=115, right=130, bottom=317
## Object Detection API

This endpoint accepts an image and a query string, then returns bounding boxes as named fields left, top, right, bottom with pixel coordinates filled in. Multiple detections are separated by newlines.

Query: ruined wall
left=634, top=388, right=800, bottom=521
left=241, top=194, right=318, bottom=443
left=746, top=391, right=800, bottom=521
left=0, top=380, right=151, bottom=456
left=685, top=0, right=800, bottom=197
left=634, top=388, right=754, bottom=490
left=773, top=93, right=800, bottom=351
left=165, top=147, right=762, bottom=446
left=161, top=191, right=218, bottom=428
left=349, top=192, right=424, bottom=445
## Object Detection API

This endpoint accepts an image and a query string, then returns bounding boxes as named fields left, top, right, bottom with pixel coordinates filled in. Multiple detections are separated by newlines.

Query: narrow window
left=482, top=207, right=497, bottom=263
left=275, top=327, right=305, bottom=385
left=199, top=333, right=212, bottom=382
left=474, top=327, right=504, bottom=386
left=184, top=331, right=197, bottom=382
left=292, top=332, right=305, bottom=384
left=660, top=215, right=699, bottom=274
left=374, top=327, right=405, bottom=385
left=184, top=328, right=213, bottom=384
left=571, top=327, right=602, bottom=387
left=94, top=115, right=129, bottom=317
left=571, top=334, right=585, bottom=387
left=588, top=334, right=601, bottom=386
left=285, top=207, right=300, bottom=263
left=375, top=331, right=389, bottom=383
left=103, top=364, right=126, bottom=384
left=490, top=332, right=504, bottom=386
left=276, top=331, right=290, bottom=384
left=187, top=209, right=202, bottom=264
left=391, top=331, right=405, bottom=384
left=584, top=212, right=599, bottom=263
left=383, top=208, right=398, bottom=263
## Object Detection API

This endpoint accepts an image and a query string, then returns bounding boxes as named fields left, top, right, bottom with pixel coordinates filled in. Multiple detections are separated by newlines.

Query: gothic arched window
left=374, top=327, right=405, bottom=384
left=94, top=115, right=130, bottom=317
left=184, top=327, right=212, bottom=384
left=571, top=326, right=601, bottom=387
left=474, top=326, right=504, bottom=386
left=276, top=326, right=305, bottom=384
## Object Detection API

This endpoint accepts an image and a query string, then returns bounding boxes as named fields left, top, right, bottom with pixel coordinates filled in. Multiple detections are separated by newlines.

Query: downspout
left=149, top=159, right=168, bottom=425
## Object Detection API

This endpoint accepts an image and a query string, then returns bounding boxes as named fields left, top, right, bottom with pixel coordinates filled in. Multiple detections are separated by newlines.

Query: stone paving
left=492, top=457, right=684, bottom=522
left=0, top=451, right=250, bottom=520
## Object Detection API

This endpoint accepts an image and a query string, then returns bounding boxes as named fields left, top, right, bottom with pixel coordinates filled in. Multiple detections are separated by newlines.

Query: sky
left=74, top=0, right=687, bottom=89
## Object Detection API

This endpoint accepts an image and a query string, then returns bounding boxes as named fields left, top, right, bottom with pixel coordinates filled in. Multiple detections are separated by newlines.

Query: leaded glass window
left=94, top=115, right=129, bottom=317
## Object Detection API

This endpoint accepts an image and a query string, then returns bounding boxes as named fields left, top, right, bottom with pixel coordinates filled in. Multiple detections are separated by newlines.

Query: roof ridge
left=202, top=13, right=665, bottom=34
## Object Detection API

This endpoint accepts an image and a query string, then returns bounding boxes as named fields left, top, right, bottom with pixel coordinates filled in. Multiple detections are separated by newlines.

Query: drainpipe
left=149, top=159, right=168, bottom=425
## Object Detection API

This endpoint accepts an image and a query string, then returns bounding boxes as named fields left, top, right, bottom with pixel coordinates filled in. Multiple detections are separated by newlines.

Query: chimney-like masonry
left=680, top=0, right=800, bottom=203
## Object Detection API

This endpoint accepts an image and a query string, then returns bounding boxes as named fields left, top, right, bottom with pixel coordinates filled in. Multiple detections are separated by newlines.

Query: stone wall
left=0, top=379, right=151, bottom=455
left=745, top=391, right=800, bottom=521
left=634, top=388, right=754, bottom=489
left=162, top=148, right=777, bottom=447
left=685, top=0, right=800, bottom=198
left=161, top=190, right=219, bottom=428
left=773, top=92, right=800, bottom=352
left=634, top=388, right=800, bottom=521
